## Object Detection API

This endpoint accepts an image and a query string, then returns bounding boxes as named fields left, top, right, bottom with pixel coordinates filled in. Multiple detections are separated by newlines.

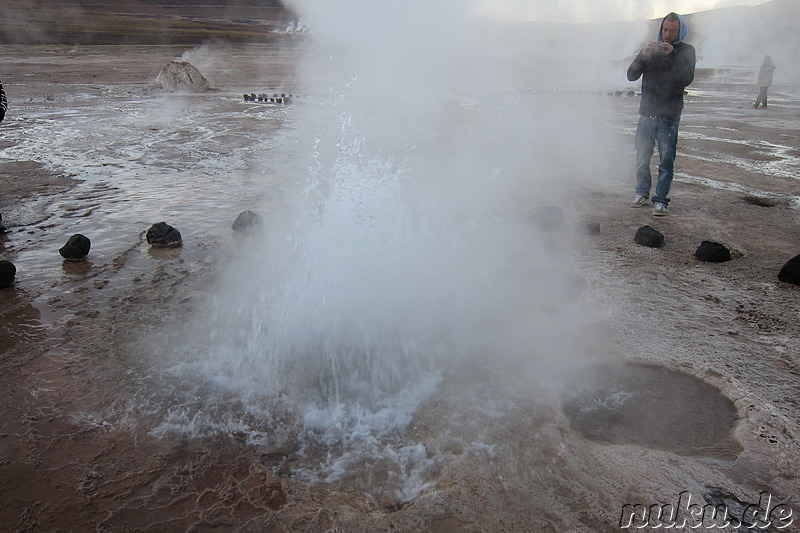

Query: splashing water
left=149, top=87, right=526, bottom=496
left=143, top=1, right=605, bottom=499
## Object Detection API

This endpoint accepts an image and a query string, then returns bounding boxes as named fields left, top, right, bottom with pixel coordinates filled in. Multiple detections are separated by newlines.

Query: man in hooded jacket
left=627, top=12, right=695, bottom=216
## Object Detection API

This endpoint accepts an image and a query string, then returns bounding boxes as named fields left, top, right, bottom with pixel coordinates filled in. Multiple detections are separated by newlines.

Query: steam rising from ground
left=161, top=0, right=620, bottom=495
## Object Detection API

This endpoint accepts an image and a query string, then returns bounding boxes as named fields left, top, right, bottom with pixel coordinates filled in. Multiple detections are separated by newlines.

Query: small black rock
left=742, top=195, right=778, bottom=207
left=695, top=241, right=731, bottom=262
left=0, top=260, right=16, bottom=288
left=778, top=254, right=800, bottom=285
left=232, top=210, right=263, bottom=233
left=634, top=225, right=664, bottom=248
left=59, top=234, right=91, bottom=261
left=146, top=222, right=182, bottom=248
left=582, top=221, right=601, bottom=235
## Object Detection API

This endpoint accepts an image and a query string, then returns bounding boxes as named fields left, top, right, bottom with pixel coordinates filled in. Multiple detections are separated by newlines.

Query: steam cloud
left=194, top=0, right=620, bottom=410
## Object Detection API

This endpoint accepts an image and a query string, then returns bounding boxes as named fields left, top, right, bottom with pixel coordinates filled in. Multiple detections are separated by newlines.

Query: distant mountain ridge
left=1, top=0, right=797, bottom=66
left=0, top=0, right=295, bottom=44
left=22, top=0, right=287, bottom=6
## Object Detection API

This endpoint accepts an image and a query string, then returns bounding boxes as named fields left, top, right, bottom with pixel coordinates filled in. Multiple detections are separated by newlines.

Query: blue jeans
left=635, top=115, right=680, bottom=206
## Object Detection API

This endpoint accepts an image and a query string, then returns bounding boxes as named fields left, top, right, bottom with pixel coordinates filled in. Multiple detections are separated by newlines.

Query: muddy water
left=0, top=45, right=315, bottom=529
left=563, top=362, right=741, bottom=459
left=5, top=100, right=291, bottom=294
left=1, top=45, right=306, bottom=342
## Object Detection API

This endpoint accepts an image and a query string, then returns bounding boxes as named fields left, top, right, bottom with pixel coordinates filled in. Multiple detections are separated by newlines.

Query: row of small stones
left=3, top=208, right=797, bottom=288
left=529, top=206, right=800, bottom=285
left=0, top=211, right=262, bottom=289
left=244, top=92, right=297, bottom=103
left=244, top=91, right=636, bottom=103
left=632, top=223, right=800, bottom=284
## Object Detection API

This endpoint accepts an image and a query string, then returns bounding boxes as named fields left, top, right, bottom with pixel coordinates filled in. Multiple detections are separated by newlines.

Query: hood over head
left=658, top=12, right=688, bottom=44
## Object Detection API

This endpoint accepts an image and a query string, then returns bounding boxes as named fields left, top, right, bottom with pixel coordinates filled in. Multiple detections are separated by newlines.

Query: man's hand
left=643, top=41, right=673, bottom=57
left=642, top=41, right=658, bottom=57
left=658, top=42, right=674, bottom=55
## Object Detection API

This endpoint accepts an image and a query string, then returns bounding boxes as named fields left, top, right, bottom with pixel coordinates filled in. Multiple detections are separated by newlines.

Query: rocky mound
left=154, top=61, right=211, bottom=92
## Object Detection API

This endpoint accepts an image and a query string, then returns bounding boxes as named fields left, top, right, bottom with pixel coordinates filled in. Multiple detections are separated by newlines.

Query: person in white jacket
left=753, top=55, right=776, bottom=109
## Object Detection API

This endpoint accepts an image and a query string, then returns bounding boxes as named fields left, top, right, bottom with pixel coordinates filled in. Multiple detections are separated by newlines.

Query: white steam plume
left=160, top=1, right=623, bottom=496
left=190, top=0, right=621, bottom=411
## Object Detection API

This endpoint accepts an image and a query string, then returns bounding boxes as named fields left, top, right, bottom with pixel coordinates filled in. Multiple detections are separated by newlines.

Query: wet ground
left=1, top=44, right=799, bottom=532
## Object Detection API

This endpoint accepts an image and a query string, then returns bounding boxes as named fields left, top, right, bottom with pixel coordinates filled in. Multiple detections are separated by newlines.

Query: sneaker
left=631, top=195, right=649, bottom=208
left=653, top=202, right=668, bottom=216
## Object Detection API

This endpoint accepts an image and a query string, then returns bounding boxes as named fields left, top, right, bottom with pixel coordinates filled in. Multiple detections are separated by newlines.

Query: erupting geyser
left=151, top=0, right=618, bottom=499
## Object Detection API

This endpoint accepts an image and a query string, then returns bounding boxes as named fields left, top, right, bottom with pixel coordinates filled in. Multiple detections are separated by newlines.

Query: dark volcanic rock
left=634, top=225, right=664, bottom=248
left=778, top=254, right=800, bottom=285
left=0, top=213, right=5, bottom=232
left=146, top=222, right=182, bottom=248
left=232, top=210, right=263, bottom=233
left=59, top=234, right=91, bottom=261
left=695, top=241, right=731, bottom=262
left=742, top=195, right=778, bottom=207
left=582, top=221, right=601, bottom=235
left=530, top=206, right=564, bottom=230
left=0, top=260, right=15, bottom=288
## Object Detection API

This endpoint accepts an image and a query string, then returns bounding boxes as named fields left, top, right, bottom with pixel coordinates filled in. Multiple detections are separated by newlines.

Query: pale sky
left=469, top=0, right=772, bottom=23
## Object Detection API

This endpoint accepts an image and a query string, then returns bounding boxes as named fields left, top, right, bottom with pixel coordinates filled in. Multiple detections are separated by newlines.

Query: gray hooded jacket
left=627, top=13, right=696, bottom=119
